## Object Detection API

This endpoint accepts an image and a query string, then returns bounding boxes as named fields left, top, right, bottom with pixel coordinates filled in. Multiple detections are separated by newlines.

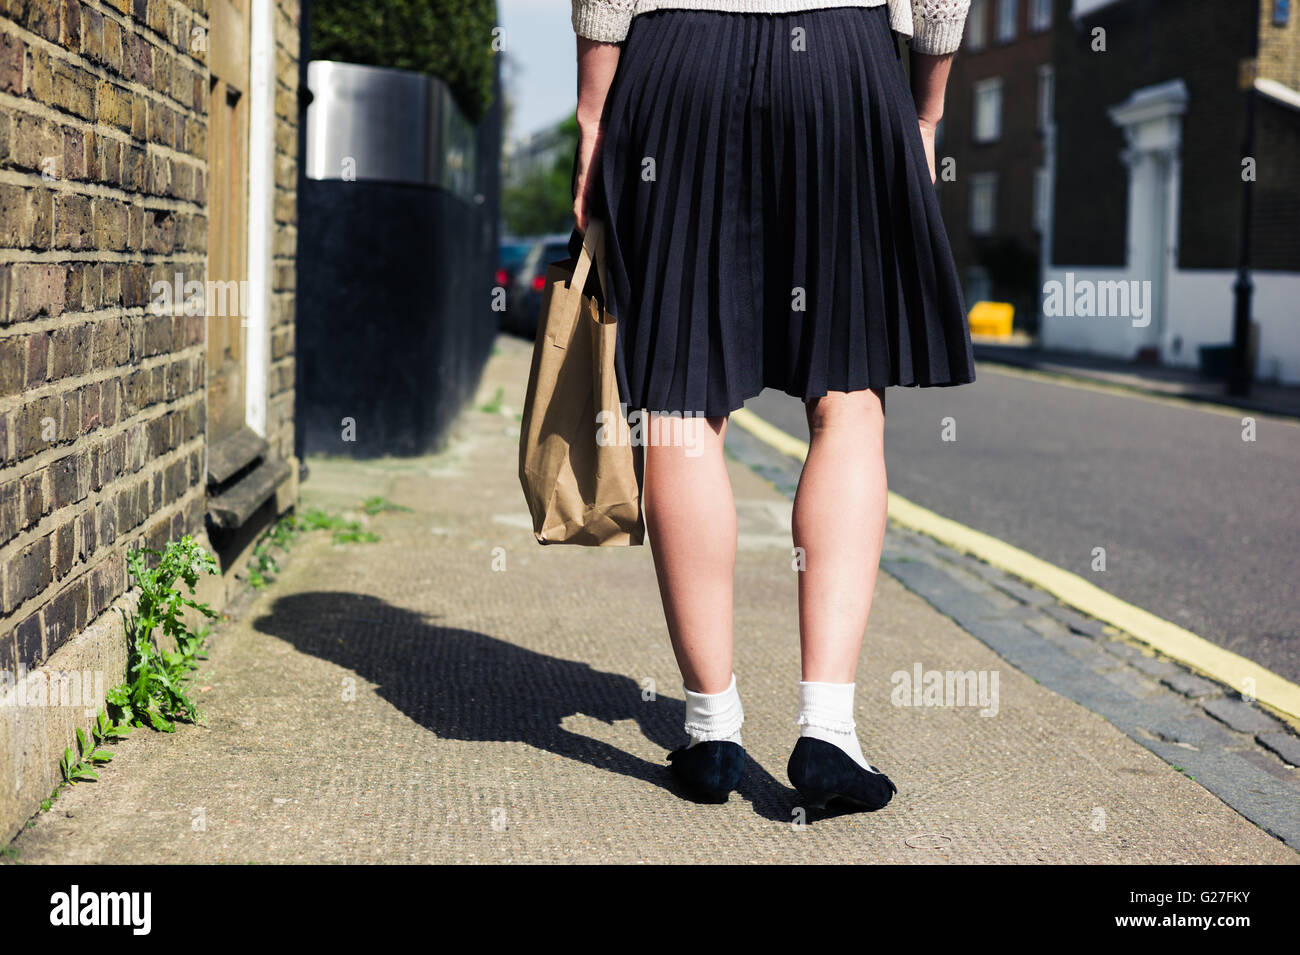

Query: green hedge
left=309, top=0, right=498, bottom=122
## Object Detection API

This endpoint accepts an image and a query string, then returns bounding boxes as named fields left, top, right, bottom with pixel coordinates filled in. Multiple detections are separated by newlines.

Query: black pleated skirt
left=585, top=4, right=976, bottom=417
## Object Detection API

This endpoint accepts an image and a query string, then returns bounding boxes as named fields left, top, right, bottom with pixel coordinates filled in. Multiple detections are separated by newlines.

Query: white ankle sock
left=797, top=680, right=875, bottom=771
left=683, top=673, right=744, bottom=748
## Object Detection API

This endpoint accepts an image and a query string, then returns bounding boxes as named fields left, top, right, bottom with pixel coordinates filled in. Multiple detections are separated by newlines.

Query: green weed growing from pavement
left=25, top=536, right=216, bottom=836
left=249, top=500, right=402, bottom=585
left=108, top=536, right=218, bottom=733
left=297, top=508, right=345, bottom=531
left=18, top=707, right=135, bottom=845
left=249, top=512, right=301, bottom=588
left=299, top=507, right=380, bottom=544
left=248, top=545, right=279, bottom=589
left=58, top=710, right=129, bottom=785
left=333, top=524, right=380, bottom=544
left=23, top=536, right=219, bottom=838
left=478, top=386, right=506, bottom=414
left=20, top=506, right=392, bottom=843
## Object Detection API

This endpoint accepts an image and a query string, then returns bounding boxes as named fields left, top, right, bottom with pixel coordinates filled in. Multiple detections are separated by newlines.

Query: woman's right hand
left=918, top=117, right=938, bottom=185
left=908, top=50, right=953, bottom=188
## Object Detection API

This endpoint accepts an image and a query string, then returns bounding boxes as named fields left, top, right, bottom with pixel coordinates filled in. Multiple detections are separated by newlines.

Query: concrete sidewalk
left=7, top=335, right=1295, bottom=863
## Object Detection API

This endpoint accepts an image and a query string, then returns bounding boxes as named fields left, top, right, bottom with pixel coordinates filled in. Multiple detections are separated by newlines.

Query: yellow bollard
left=968, top=301, right=1014, bottom=338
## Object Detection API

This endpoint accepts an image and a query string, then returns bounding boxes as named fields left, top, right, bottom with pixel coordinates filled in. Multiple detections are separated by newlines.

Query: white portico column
left=1108, top=79, right=1188, bottom=358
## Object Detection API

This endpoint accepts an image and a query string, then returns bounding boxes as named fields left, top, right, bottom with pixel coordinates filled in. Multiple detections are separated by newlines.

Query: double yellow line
left=731, top=406, right=1300, bottom=726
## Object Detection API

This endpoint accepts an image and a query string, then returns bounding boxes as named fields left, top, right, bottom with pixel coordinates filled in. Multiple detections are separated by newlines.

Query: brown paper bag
left=518, top=219, right=645, bottom=546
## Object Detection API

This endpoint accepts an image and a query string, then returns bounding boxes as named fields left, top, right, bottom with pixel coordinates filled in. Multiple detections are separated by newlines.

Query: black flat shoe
left=787, top=737, right=898, bottom=812
left=666, top=741, right=745, bottom=803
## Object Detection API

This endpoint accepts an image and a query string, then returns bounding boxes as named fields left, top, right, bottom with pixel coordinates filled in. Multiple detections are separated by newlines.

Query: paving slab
left=1202, top=698, right=1287, bottom=736
left=1257, top=733, right=1300, bottom=767
left=1162, top=673, right=1222, bottom=699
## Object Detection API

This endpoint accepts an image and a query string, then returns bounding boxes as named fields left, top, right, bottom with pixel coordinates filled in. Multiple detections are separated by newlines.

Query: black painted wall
left=296, top=57, right=502, bottom=458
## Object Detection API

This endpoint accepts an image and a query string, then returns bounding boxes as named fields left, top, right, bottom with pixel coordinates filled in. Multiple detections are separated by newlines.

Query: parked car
left=505, top=232, right=575, bottom=338
left=496, top=237, right=532, bottom=319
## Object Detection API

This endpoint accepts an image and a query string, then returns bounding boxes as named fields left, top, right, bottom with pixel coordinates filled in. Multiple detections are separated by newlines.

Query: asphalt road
left=744, top=364, right=1300, bottom=684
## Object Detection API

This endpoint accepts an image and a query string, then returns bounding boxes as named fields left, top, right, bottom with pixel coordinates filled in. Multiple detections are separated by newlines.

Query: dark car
left=496, top=237, right=532, bottom=320
left=505, top=232, right=575, bottom=338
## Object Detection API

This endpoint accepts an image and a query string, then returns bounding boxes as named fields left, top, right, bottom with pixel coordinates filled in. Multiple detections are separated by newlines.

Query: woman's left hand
left=573, top=119, right=605, bottom=234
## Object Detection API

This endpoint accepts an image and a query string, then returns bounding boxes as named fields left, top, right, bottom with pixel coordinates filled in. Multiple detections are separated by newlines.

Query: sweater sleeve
left=909, top=0, right=971, bottom=56
left=572, top=0, right=636, bottom=43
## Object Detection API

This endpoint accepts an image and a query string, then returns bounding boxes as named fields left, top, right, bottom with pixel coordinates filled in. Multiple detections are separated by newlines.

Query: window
left=967, top=0, right=989, bottom=50
left=973, top=78, right=1003, bottom=143
left=970, top=173, right=998, bottom=235
left=1032, top=168, right=1050, bottom=233
left=997, top=0, right=1018, bottom=43
left=1030, top=0, right=1052, bottom=31
left=1037, top=65, right=1054, bottom=131
left=1274, top=0, right=1290, bottom=26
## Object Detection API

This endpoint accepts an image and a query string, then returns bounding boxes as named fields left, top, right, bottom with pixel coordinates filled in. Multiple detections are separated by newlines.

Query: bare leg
left=642, top=413, right=735, bottom=694
left=793, top=389, right=888, bottom=682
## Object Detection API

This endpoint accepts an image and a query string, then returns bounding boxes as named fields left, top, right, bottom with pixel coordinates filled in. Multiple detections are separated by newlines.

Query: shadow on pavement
left=252, top=591, right=794, bottom=822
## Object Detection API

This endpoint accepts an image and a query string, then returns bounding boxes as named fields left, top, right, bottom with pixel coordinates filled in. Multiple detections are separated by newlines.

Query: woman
left=569, top=0, right=975, bottom=810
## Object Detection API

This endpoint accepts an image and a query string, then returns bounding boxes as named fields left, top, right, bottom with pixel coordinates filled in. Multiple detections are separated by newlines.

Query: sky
left=498, top=0, right=579, bottom=144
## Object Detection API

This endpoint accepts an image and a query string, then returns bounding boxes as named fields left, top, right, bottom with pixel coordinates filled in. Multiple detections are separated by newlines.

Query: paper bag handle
left=569, top=219, right=610, bottom=301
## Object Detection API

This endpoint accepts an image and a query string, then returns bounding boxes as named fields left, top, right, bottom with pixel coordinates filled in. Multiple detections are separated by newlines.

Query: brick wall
left=1, top=0, right=301, bottom=668
left=1259, top=0, right=1300, bottom=90
left=1253, top=96, right=1300, bottom=273
left=1255, top=0, right=1300, bottom=274
left=0, top=0, right=211, bottom=679
left=0, top=0, right=301, bottom=840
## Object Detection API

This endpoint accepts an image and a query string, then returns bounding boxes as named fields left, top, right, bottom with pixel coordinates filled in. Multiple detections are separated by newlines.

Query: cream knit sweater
left=572, top=0, right=971, bottom=55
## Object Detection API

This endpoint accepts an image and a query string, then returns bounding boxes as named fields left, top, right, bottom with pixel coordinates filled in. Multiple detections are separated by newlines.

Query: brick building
left=0, top=0, right=303, bottom=840
left=937, top=0, right=1300, bottom=382
left=1044, top=0, right=1299, bottom=380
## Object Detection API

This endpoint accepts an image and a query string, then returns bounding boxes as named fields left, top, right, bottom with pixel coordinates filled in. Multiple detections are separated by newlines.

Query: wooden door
left=206, top=0, right=251, bottom=445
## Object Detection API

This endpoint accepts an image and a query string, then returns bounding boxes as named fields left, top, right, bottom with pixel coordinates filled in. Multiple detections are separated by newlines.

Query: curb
left=972, top=350, right=1300, bottom=422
